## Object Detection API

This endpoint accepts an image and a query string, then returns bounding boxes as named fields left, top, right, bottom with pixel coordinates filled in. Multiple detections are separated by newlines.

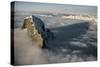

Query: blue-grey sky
left=14, top=1, right=97, bottom=16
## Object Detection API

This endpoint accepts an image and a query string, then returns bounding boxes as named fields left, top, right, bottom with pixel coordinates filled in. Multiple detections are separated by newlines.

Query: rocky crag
left=22, top=16, right=54, bottom=48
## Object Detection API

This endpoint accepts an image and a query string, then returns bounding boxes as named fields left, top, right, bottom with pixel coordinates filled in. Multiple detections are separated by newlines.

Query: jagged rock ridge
left=22, top=15, right=54, bottom=48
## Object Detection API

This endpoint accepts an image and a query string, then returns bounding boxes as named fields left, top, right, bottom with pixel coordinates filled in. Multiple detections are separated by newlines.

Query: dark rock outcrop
left=22, top=15, right=54, bottom=48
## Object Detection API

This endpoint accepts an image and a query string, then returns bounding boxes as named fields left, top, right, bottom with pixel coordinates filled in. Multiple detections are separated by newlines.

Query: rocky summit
left=22, top=15, right=54, bottom=48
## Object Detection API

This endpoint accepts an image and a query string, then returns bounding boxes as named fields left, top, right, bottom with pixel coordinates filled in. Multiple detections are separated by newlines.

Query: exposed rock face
left=22, top=16, right=43, bottom=48
left=22, top=16, right=54, bottom=48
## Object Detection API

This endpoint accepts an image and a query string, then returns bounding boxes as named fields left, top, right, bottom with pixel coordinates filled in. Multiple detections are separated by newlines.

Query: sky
left=14, top=1, right=97, bottom=16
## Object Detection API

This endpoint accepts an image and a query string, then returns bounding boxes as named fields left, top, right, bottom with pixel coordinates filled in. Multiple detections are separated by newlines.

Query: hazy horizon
left=13, top=1, right=97, bottom=16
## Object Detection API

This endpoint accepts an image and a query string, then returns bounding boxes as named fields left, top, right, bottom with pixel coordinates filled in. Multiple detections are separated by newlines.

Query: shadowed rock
left=22, top=15, right=54, bottom=48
